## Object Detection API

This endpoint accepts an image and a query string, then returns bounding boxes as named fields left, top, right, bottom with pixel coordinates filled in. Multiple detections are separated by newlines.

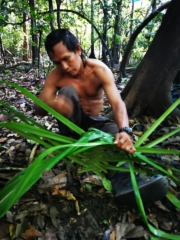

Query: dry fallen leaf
left=6, top=145, right=15, bottom=154
left=110, top=230, right=116, bottom=240
left=36, top=215, right=45, bottom=229
left=0, top=138, right=7, bottom=143
left=133, top=131, right=143, bottom=136
left=21, top=223, right=42, bottom=239
left=127, top=211, right=136, bottom=223
left=7, top=133, right=18, bottom=137
left=158, top=218, right=172, bottom=231
left=115, top=222, right=129, bottom=240
left=53, top=189, right=76, bottom=200
left=154, top=200, right=170, bottom=212
left=52, top=189, right=81, bottom=215
left=82, top=175, right=102, bottom=186
left=6, top=211, right=13, bottom=223
left=50, top=172, right=67, bottom=188
left=147, top=214, right=158, bottom=229
left=0, top=114, right=8, bottom=122
left=125, top=225, right=145, bottom=238
left=9, top=224, right=15, bottom=237
left=49, top=206, right=60, bottom=229
left=45, top=228, right=57, bottom=240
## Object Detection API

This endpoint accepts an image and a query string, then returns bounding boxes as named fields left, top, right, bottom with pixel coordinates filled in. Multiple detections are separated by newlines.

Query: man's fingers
left=114, top=133, right=129, bottom=146
left=114, top=134, right=119, bottom=144
left=114, top=132, right=136, bottom=154
left=114, top=133, right=125, bottom=144
left=118, top=142, right=135, bottom=153
left=114, top=137, right=126, bottom=145
left=124, top=145, right=136, bottom=154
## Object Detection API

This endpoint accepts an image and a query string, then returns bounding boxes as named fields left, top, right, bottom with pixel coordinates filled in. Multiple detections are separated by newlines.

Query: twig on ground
left=28, top=143, right=39, bottom=165
left=0, top=167, right=24, bottom=171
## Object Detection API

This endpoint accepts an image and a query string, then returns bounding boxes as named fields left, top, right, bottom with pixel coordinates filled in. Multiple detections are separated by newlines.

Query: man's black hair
left=45, top=29, right=86, bottom=67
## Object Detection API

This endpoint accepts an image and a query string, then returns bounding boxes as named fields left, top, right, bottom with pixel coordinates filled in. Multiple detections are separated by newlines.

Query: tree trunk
left=37, top=30, right=42, bottom=76
left=122, top=0, right=180, bottom=118
left=129, top=0, right=134, bottom=38
left=29, top=0, right=39, bottom=66
left=0, top=35, right=6, bottom=64
left=22, top=13, right=28, bottom=61
left=119, top=2, right=170, bottom=77
left=56, top=0, right=61, bottom=29
left=101, top=0, right=111, bottom=66
left=126, top=0, right=134, bottom=67
left=48, top=0, right=55, bottom=31
left=89, top=0, right=96, bottom=58
left=111, top=0, right=122, bottom=66
left=145, top=0, right=156, bottom=19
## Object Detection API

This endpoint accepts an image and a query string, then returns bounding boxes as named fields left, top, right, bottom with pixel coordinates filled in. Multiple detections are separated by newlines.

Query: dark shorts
left=58, top=86, right=130, bottom=179
left=57, top=86, right=118, bottom=137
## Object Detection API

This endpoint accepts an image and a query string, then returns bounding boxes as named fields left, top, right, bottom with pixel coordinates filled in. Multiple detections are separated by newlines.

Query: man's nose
left=61, top=61, right=69, bottom=71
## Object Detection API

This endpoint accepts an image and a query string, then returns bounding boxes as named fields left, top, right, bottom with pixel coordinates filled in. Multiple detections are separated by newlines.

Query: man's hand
left=34, top=94, right=73, bottom=117
left=53, top=95, right=73, bottom=118
left=114, top=132, right=136, bottom=154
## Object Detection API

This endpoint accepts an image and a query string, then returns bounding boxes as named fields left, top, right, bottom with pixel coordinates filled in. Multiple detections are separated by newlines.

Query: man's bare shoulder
left=86, top=58, right=108, bottom=69
left=45, top=67, right=62, bottom=86
left=46, top=67, right=59, bottom=80
left=86, top=58, right=114, bottom=82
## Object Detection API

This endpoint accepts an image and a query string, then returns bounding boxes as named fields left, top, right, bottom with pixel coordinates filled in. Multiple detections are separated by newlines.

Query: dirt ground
left=0, top=68, right=180, bottom=239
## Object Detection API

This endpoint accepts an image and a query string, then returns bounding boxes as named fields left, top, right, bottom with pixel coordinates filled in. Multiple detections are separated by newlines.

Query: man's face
left=49, top=42, right=81, bottom=76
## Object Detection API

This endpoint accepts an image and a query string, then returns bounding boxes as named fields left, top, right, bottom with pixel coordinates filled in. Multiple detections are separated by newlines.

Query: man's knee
left=58, top=86, right=82, bottom=119
left=101, top=121, right=118, bottom=134
left=58, top=86, right=78, bottom=100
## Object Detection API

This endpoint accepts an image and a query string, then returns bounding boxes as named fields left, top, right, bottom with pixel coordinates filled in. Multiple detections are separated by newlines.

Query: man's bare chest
left=55, top=77, right=103, bottom=99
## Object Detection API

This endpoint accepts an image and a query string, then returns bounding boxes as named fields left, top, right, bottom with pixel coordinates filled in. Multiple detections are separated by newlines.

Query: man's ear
left=76, top=44, right=82, bottom=56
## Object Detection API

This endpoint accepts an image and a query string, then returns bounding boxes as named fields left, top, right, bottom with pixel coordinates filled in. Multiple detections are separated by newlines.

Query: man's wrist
left=119, top=127, right=133, bottom=136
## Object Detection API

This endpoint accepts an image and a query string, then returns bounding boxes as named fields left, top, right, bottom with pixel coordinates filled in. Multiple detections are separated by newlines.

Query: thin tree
left=89, top=0, right=96, bottom=58
left=119, top=1, right=170, bottom=77
left=22, top=12, right=28, bottom=61
left=29, top=0, right=39, bottom=66
left=111, top=0, right=122, bottom=66
left=56, top=0, right=62, bottom=29
left=48, top=0, right=55, bottom=30
left=122, top=0, right=180, bottom=118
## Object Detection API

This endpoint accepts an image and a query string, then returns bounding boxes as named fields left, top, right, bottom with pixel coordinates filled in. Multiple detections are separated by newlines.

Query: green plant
left=4, top=69, right=11, bottom=74
left=0, top=80, right=180, bottom=239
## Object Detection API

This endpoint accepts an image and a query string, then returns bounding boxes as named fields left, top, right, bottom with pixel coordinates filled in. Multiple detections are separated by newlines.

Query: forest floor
left=0, top=66, right=180, bottom=240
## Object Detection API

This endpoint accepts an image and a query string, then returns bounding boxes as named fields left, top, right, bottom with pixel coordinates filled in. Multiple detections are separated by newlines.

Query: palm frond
left=0, top=81, right=180, bottom=239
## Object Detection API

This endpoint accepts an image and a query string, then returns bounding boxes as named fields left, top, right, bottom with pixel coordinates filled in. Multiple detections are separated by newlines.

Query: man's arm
left=95, top=65, right=135, bottom=154
left=34, top=70, right=72, bottom=117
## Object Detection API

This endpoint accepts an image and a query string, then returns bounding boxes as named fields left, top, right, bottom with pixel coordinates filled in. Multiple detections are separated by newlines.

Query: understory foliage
left=0, top=80, right=180, bottom=239
left=0, top=0, right=166, bottom=66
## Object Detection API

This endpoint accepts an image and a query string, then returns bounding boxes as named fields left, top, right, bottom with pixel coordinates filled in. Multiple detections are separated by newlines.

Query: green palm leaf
left=0, top=81, right=180, bottom=238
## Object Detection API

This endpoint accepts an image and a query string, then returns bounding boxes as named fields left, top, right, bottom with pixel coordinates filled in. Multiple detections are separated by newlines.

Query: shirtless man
left=35, top=29, right=168, bottom=206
